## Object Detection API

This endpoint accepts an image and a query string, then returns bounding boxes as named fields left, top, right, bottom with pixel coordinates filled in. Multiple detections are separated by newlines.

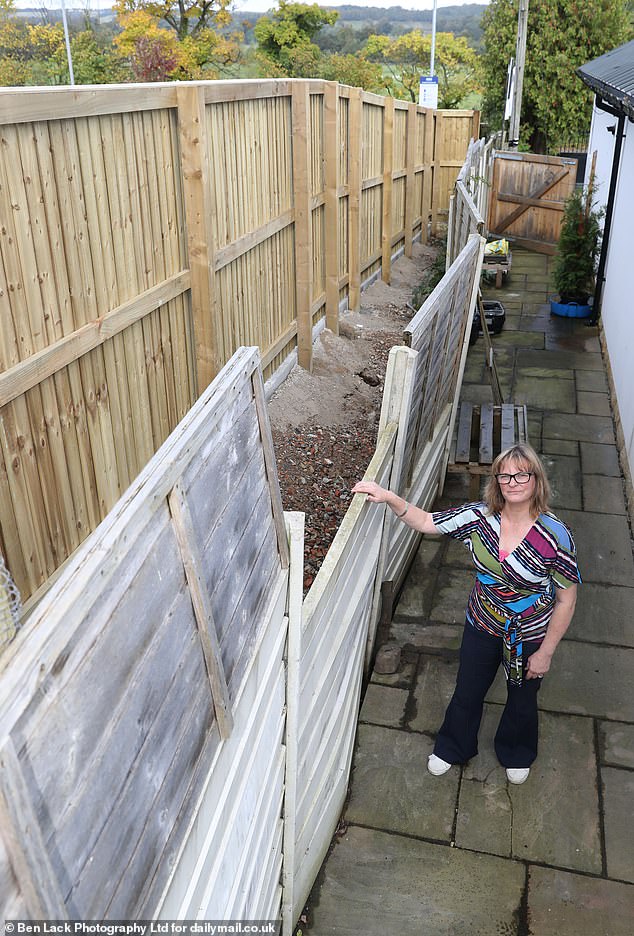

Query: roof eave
left=576, top=67, right=634, bottom=121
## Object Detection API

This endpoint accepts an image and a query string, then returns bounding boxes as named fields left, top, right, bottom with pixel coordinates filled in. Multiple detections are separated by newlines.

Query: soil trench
left=268, top=243, right=440, bottom=591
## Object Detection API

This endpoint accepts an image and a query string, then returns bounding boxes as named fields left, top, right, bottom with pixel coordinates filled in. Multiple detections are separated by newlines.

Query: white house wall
left=586, top=102, right=634, bottom=480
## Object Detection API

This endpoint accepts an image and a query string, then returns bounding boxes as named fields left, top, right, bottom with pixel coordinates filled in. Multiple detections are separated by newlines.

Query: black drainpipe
left=588, top=97, right=626, bottom=325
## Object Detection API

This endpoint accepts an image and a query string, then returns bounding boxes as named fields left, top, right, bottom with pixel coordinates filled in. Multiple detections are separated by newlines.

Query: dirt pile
left=268, top=243, right=439, bottom=590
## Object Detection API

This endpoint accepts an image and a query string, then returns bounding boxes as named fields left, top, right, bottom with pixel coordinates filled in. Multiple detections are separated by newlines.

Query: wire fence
left=0, top=554, right=21, bottom=651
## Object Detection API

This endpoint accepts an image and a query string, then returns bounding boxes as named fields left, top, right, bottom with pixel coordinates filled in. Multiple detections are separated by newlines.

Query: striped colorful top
left=431, top=502, right=581, bottom=684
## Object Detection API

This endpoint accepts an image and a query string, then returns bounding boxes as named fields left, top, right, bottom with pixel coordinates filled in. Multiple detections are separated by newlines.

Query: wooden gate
left=487, top=151, right=578, bottom=254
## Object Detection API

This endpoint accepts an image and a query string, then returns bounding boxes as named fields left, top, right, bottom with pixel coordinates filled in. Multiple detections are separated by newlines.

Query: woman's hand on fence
left=351, top=481, right=390, bottom=503
left=352, top=482, right=439, bottom=534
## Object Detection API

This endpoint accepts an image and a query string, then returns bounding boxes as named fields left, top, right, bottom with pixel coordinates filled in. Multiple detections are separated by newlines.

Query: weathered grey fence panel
left=0, top=347, right=289, bottom=921
left=283, top=424, right=397, bottom=932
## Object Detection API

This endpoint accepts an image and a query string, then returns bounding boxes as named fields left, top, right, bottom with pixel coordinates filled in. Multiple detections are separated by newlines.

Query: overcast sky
left=14, top=1, right=489, bottom=12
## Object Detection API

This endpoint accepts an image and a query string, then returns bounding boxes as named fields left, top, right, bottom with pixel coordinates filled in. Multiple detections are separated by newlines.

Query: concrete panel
left=602, top=767, right=634, bottom=883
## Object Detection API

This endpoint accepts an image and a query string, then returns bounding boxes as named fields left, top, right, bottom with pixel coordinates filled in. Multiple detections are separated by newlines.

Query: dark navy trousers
left=433, top=621, right=543, bottom=769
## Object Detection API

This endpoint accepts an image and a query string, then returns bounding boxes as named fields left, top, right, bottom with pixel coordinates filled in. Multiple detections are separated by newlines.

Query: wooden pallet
left=447, top=402, right=529, bottom=497
left=482, top=251, right=512, bottom=288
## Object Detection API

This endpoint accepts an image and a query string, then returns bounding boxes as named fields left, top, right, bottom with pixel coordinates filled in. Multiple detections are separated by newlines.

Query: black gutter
left=588, top=97, right=627, bottom=325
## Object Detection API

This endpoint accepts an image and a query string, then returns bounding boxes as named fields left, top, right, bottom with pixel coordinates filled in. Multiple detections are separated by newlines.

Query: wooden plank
left=281, top=512, right=305, bottom=936
left=252, top=368, right=290, bottom=569
left=292, top=82, right=313, bottom=371
left=214, top=211, right=293, bottom=272
left=168, top=483, right=233, bottom=740
left=0, top=738, right=68, bottom=919
left=497, top=192, right=565, bottom=212
left=493, top=167, right=568, bottom=234
left=0, top=272, right=191, bottom=408
left=347, top=88, right=362, bottom=310
left=324, top=82, right=340, bottom=333
left=455, top=402, right=473, bottom=463
left=479, top=403, right=494, bottom=464
left=404, top=103, right=417, bottom=257
left=0, top=85, right=178, bottom=125
left=381, top=96, right=394, bottom=284
left=503, top=234, right=558, bottom=255
left=177, top=84, right=219, bottom=392
left=501, top=403, right=515, bottom=452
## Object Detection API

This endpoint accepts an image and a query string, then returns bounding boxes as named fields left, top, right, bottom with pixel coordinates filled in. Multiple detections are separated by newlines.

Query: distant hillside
left=236, top=4, right=486, bottom=49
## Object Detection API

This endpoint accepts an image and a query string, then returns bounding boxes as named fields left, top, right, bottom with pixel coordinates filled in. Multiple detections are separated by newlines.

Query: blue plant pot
left=550, top=299, right=592, bottom=318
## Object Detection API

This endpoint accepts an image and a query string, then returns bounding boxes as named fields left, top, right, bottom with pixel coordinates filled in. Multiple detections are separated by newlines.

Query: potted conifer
left=551, top=177, right=603, bottom=318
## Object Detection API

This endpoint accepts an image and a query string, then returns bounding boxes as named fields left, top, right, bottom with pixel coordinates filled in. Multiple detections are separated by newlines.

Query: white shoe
left=506, top=767, right=530, bottom=784
left=428, top=754, right=452, bottom=776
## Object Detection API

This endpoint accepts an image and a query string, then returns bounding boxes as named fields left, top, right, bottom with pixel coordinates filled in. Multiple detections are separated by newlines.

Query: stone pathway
left=306, top=249, right=634, bottom=935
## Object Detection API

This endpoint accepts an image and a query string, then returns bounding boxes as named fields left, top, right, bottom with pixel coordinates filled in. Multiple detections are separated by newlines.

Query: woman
left=352, top=443, right=580, bottom=785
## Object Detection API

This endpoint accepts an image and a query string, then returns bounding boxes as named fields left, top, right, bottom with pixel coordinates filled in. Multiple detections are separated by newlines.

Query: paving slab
left=345, top=724, right=458, bottom=840
left=444, top=538, right=473, bottom=569
left=518, top=348, right=605, bottom=371
left=455, top=705, right=512, bottom=858
left=541, top=453, right=582, bottom=509
left=568, top=582, right=634, bottom=647
left=542, top=438, right=579, bottom=457
left=457, top=706, right=601, bottom=873
left=602, top=767, right=634, bottom=883
left=392, top=538, right=443, bottom=619
left=493, top=329, right=545, bottom=349
left=583, top=474, right=627, bottom=514
left=577, top=390, right=612, bottom=417
left=576, top=369, right=609, bottom=393
left=580, top=441, right=621, bottom=476
left=389, top=620, right=463, bottom=651
left=512, top=374, right=576, bottom=412
left=360, top=684, right=408, bottom=728
left=527, top=866, right=634, bottom=936
left=599, top=721, right=634, bottom=769
left=409, top=655, right=459, bottom=733
left=429, top=568, right=474, bottom=624
left=531, top=642, right=634, bottom=722
left=542, top=412, right=615, bottom=444
left=545, top=332, right=601, bottom=353
left=310, top=825, right=525, bottom=936
left=557, top=509, right=634, bottom=586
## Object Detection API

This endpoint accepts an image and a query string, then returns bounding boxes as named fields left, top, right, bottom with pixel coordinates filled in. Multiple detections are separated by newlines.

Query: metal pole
left=430, top=0, right=437, bottom=77
left=509, top=0, right=529, bottom=147
left=60, top=0, right=75, bottom=86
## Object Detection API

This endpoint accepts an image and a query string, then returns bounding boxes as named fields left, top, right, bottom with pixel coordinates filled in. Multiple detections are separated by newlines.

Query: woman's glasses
left=496, top=471, right=533, bottom=485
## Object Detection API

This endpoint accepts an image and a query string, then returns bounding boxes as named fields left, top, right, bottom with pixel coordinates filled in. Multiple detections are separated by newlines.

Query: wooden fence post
left=422, top=108, right=434, bottom=244
left=292, top=81, right=313, bottom=371
left=324, top=82, right=340, bottom=333
left=381, top=96, right=395, bottom=284
left=177, top=84, right=219, bottom=394
left=431, top=110, right=444, bottom=237
left=348, top=88, right=362, bottom=311
left=404, top=103, right=418, bottom=258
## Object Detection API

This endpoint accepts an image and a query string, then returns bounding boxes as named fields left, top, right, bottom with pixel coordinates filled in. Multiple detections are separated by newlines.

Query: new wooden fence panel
left=0, top=347, right=288, bottom=922
left=0, top=81, right=476, bottom=605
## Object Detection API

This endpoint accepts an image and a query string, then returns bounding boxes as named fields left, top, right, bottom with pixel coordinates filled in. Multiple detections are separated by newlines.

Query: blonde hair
left=483, top=443, right=551, bottom=518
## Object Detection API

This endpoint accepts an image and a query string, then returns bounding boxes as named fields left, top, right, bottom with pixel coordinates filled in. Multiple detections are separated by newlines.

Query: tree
left=365, top=30, right=481, bottom=107
left=254, top=1, right=338, bottom=77
left=481, top=0, right=631, bottom=151
left=113, top=0, right=233, bottom=41
left=115, top=6, right=240, bottom=79
left=317, top=52, right=384, bottom=92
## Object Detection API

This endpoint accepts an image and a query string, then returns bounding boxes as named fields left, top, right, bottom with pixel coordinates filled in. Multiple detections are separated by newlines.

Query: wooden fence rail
left=0, top=80, right=478, bottom=604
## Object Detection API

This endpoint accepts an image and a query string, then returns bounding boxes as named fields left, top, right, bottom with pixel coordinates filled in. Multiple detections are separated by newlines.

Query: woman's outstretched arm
left=351, top=481, right=440, bottom=535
